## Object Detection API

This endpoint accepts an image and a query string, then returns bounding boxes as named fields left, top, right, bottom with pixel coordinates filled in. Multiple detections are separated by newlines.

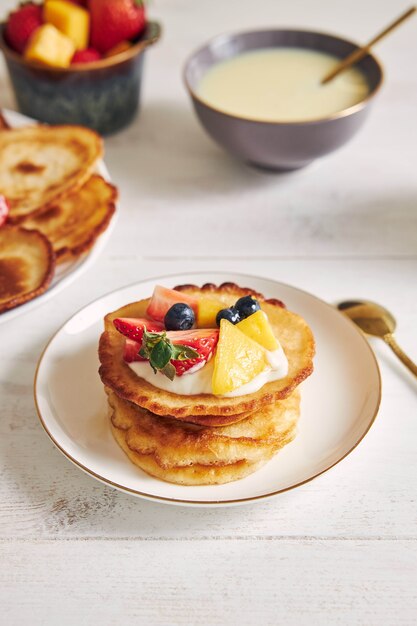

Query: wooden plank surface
left=1, top=540, right=416, bottom=625
left=0, top=0, right=416, bottom=622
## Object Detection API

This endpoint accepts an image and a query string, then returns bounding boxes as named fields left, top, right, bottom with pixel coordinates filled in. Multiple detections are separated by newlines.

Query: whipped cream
left=127, top=344, right=288, bottom=397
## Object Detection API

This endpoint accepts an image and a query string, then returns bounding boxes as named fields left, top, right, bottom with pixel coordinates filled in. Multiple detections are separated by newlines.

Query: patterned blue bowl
left=0, top=21, right=161, bottom=135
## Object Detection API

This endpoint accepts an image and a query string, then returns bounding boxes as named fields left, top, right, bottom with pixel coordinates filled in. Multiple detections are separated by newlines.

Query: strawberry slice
left=0, top=195, right=9, bottom=227
left=146, top=285, right=198, bottom=323
left=167, top=329, right=219, bottom=376
left=122, top=328, right=219, bottom=376
left=114, top=317, right=164, bottom=342
left=123, top=338, right=144, bottom=362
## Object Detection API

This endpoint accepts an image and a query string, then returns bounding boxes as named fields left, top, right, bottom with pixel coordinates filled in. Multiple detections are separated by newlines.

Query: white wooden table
left=1, top=0, right=416, bottom=623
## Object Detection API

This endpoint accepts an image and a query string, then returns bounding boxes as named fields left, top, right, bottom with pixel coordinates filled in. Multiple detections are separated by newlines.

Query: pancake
left=108, top=388, right=300, bottom=485
left=0, top=226, right=55, bottom=313
left=0, top=125, right=103, bottom=223
left=0, top=112, right=10, bottom=130
left=22, top=175, right=117, bottom=263
left=99, top=283, right=315, bottom=422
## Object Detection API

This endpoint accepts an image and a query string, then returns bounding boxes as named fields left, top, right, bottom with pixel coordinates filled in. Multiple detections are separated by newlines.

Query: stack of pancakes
left=0, top=114, right=117, bottom=314
left=99, top=283, right=315, bottom=485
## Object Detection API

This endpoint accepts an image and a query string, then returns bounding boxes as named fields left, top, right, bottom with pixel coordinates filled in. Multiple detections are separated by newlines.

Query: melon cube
left=44, top=0, right=90, bottom=50
left=25, top=24, right=75, bottom=68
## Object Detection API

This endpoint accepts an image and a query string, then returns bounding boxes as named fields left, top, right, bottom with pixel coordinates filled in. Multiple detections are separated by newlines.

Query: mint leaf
left=150, top=339, right=173, bottom=371
left=171, top=344, right=199, bottom=361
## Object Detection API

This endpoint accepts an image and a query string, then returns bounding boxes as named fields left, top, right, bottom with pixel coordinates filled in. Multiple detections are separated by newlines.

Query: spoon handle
left=383, top=333, right=417, bottom=378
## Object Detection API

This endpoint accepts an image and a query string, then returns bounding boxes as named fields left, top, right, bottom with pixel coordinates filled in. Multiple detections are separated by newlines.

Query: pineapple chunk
left=237, top=310, right=279, bottom=351
left=212, top=319, right=267, bottom=395
left=197, top=296, right=225, bottom=328
left=25, top=24, right=75, bottom=68
left=44, top=0, right=89, bottom=50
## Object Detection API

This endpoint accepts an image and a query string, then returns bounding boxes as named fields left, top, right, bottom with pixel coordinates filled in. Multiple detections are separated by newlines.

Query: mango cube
left=197, top=296, right=225, bottom=328
left=44, top=0, right=90, bottom=50
left=237, top=310, right=279, bottom=351
left=25, top=24, right=75, bottom=68
left=212, top=319, right=267, bottom=395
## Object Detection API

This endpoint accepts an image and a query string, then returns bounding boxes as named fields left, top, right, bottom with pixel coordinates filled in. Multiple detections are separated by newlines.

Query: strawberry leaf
left=149, top=339, right=173, bottom=372
left=139, top=328, right=198, bottom=379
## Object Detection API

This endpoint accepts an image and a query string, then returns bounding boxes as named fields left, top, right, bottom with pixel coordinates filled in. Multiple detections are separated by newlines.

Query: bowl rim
left=0, top=20, right=161, bottom=73
left=183, top=27, right=384, bottom=126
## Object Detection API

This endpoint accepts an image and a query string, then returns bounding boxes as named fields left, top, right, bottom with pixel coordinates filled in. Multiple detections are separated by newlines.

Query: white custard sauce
left=197, top=47, right=369, bottom=122
left=128, top=344, right=288, bottom=397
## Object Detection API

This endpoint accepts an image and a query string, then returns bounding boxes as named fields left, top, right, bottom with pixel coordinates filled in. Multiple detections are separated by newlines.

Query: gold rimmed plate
left=34, top=272, right=381, bottom=507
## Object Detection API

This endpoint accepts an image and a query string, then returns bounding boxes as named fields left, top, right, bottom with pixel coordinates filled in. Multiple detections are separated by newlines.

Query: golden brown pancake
left=99, top=283, right=315, bottom=423
left=22, top=175, right=117, bottom=263
left=0, top=125, right=103, bottom=223
left=108, top=388, right=300, bottom=485
left=0, top=112, right=10, bottom=130
left=0, top=226, right=55, bottom=313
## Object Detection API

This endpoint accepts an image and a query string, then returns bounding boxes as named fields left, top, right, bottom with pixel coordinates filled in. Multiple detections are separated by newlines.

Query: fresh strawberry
left=89, top=0, right=146, bottom=54
left=122, top=328, right=219, bottom=377
left=71, top=48, right=102, bottom=64
left=146, top=286, right=199, bottom=323
left=5, top=3, right=43, bottom=54
left=123, top=338, right=146, bottom=362
left=113, top=317, right=164, bottom=342
left=0, top=195, right=9, bottom=227
left=168, top=329, right=219, bottom=376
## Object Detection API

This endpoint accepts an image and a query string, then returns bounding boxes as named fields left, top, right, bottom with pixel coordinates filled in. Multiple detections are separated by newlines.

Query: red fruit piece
left=89, top=0, right=146, bottom=54
left=146, top=286, right=198, bottom=323
left=0, top=195, right=9, bottom=227
left=71, top=48, right=102, bottom=64
left=5, top=3, right=43, bottom=54
left=123, top=338, right=146, bottom=362
left=113, top=317, right=164, bottom=342
left=168, top=329, right=219, bottom=376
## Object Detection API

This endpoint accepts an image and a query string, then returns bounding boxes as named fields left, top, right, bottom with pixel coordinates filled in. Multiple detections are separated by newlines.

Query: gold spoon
left=322, top=5, right=416, bottom=84
left=337, top=300, right=417, bottom=377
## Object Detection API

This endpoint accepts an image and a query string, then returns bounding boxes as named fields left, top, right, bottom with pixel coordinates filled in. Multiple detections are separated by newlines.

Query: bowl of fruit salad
left=0, top=0, right=161, bottom=135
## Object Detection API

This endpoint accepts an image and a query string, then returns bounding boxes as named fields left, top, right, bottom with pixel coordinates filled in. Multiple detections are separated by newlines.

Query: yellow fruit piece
left=237, top=310, right=279, bottom=351
left=197, top=296, right=225, bottom=328
left=25, top=24, right=75, bottom=68
left=212, top=319, right=267, bottom=395
left=105, top=41, right=132, bottom=58
left=44, top=0, right=89, bottom=50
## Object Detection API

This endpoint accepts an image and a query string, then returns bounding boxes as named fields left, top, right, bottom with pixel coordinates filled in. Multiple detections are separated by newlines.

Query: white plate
left=34, top=272, right=381, bottom=507
left=0, top=109, right=118, bottom=324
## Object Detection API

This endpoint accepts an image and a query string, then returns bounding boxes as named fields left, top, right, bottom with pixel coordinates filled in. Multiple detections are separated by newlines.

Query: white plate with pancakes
left=0, top=109, right=118, bottom=324
left=34, top=272, right=381, bottom=507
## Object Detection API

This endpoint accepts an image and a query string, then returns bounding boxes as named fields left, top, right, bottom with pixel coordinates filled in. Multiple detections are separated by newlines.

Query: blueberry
left=164, top=303, right=195, bottom=331
left=216, top=307, right=240, bottom=326
left=235, top=295, right=261, bottom=319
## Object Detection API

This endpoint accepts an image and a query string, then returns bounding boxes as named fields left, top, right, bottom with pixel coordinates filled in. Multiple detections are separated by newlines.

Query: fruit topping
left=212, top=320, right=267, bottom=395
left=5, top=2, right=43, bottom=54
left=24, top=23, right=75, bottom=67
left=164, top=303, right=195, bottom=331
left=235, top=295, right=261, bottom=320
left=71, top=48, right=101, bottom=64
left=236, top=310, right=279, bottom=351
left=216, top=307, right=240, bottom=326
left=90, top=0, right=146, bottom=54
left=146, top=285, right=198, bottom=323
left=197, top=296, right=225, bottom=328
left=44, top=0, right=90, bottom=50
left=138, top=329, right=199, bottom=380
left=123, top=338, right=145, bottom=362
left=113, top=317, right=164, bottom=342
left=0, top=196, right=10, bottom=228
left=167, top=329, right=219, bottom=376
left=123, top=328, right=219, bottom=378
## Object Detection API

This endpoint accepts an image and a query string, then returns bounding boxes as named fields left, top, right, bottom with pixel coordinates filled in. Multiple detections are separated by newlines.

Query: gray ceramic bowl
left=184, top=29, right=383, bottom=170
left=0, top=21, right=161, bottom=135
